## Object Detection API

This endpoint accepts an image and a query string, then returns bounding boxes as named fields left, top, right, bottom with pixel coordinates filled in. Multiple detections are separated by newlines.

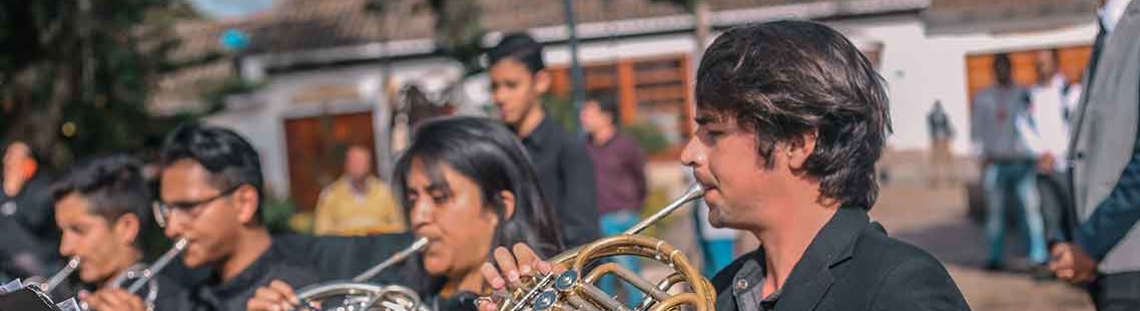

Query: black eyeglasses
left=153, top=184, right=243, bottom=227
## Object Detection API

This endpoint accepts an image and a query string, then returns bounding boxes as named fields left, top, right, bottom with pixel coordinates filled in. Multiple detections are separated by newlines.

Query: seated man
left=478, top=20, right=971, bottom=311
left=313, top=145, right=405, bottom=236
left=51, top=154, right=187, bottom=310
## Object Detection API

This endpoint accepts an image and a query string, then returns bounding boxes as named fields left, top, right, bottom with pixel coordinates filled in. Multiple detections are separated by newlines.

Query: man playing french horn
left=479, top=20, right=972, bottom=311
left=49, top=154, right=187, bottom=311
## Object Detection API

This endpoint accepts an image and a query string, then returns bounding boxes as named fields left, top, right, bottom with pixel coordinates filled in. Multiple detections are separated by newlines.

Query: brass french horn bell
left=498, top=183, right=714, bottom=311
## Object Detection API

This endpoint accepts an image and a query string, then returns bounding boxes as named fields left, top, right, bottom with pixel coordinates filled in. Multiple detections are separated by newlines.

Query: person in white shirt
left=1023, top=49, right=1082, bottom=174
left=1020, top=49, right=1084, bottom=263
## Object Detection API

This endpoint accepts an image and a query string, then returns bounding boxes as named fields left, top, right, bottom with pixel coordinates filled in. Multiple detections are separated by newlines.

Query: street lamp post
left=563, top=0, right=586, bottom=132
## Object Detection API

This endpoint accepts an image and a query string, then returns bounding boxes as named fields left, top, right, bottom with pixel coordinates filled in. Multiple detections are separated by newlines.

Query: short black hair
left=589, top=97, right=620, bottom=125
left=159, top=123, right=264, bottom=222
left=487, top=32, right=545, bottom=73
left=50, top=154, right=151, bottom=228
left=695, top=20, right=891, bottom=209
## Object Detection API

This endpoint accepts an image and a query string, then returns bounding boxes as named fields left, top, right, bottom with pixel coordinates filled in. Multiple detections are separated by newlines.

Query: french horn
left=289, top=237, right=431, bottom=311
left=496, top=183, right=714, bottom=311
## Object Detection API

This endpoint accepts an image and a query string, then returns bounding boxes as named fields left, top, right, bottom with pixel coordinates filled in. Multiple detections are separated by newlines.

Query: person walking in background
left=313, top=145, right=405, bottom=236
left=0, top=141, right=60, bottom=281
left=580, top=97, right=647, bottom=306
left=1022, top=49, right=1081, bottom=247
left=970, top=53, right=1049, bottom=271
left=1050, top=0, right=1140, bottom=309
left=486, top=32, right=599, bottom=248
left=927, top=100, right=956, bottom=188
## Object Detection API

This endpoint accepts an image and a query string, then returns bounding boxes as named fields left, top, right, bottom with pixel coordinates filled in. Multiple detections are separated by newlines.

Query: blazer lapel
left=774, top=258, right=835, bottom=311
left=774, top=208, right=866, bottom=311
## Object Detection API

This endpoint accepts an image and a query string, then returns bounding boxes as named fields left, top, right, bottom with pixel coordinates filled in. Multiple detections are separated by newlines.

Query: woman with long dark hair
left=247, top=116, right=564, bottom=311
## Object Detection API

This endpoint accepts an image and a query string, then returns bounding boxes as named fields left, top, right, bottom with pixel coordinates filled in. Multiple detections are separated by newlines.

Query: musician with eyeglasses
left=479, top=21, right=971, bottom=311
left=66, top=123, right=331, bottom=311
left=49, top=154, right=188, bottom=311
left=245, top=116, right=565, bottom=311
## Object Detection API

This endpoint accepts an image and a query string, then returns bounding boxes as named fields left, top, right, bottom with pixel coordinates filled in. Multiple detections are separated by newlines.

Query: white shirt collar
left=1099, top=0, right=1132, bottom=34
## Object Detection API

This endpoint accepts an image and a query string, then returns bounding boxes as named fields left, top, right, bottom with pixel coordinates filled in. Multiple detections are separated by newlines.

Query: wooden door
left=283, top=111, right=376, bottom=212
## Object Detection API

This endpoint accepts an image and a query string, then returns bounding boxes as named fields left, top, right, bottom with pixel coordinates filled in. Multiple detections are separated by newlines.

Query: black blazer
left=711, top=208, right=971, bottom=311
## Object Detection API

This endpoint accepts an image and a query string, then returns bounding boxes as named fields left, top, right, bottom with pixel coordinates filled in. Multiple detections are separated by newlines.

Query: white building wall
left=208, top=13, right=1101, bottom=197
left=830, top=15, right=1098, bottom=155
left=206, top=57, right=464, bottom=197
left=512, top=15, right=1100, bottom=156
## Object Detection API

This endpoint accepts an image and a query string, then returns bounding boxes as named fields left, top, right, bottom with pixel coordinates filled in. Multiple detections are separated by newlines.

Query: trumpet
left=290, top=237, right=431, bottom=311
left=497, top=183, right=713, bottom=311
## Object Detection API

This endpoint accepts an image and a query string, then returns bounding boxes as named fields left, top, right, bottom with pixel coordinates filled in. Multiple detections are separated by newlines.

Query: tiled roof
left=924, top=0, right=1096, bottom=34
left=150, top=0, right=928, bottom=114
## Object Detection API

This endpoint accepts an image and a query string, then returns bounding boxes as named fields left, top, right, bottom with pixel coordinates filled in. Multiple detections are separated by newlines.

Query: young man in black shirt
left=52, top=154, right=188, bottom=311
left=486, top=33, right=598, bottom=249
left=479, top=20, right=970, bottom=311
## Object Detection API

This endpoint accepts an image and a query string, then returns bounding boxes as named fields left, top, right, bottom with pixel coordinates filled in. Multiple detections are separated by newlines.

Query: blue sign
left=220, top=29, right=250, bottom=51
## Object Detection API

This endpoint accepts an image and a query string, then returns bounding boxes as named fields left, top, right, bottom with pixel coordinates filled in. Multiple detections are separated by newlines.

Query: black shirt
left=519, top=116, right=599, bottom=248
left=711, top=208, right=970, bottom=311
left=0, top=173, right=60, bottom=278
left=180, top=242, right=319, bottom=311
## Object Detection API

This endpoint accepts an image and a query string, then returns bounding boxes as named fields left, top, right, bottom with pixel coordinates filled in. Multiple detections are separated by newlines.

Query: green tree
left=0, top=0, right=213, bottom=168
left=366, top=0, right=487, bottom=76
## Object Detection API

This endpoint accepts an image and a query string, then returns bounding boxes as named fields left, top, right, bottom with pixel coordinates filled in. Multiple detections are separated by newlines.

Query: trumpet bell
left=294, top=282, right=428, bottom=311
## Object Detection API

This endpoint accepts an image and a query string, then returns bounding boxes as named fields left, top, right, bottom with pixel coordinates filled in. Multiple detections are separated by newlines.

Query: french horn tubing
left=497, top=183, right=714, bottom=311
left=289, top=237, right=431, bottom=311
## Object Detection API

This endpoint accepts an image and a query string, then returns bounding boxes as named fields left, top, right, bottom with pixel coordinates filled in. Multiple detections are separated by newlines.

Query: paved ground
left=873, top=183, right=1093, bottom=311
left=635, top=151, right=1095, bottom=311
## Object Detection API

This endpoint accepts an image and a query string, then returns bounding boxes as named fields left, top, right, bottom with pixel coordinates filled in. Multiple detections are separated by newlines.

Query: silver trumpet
left=291, top=237, right=431, bottom=311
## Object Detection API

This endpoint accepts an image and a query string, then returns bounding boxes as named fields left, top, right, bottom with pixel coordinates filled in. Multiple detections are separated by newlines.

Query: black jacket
left=0, top=173, right=61, bottom=278
left=711, top=208, right=970, bottom=311
left=174, top=241, right=320, bottom=311
left=519, top=116, right=599, bottom=249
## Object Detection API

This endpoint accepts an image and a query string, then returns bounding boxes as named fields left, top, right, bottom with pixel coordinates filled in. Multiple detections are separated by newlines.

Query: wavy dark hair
left=392, top=116, right=564, bottom=257
left=695, top=20, right=891, bottom=209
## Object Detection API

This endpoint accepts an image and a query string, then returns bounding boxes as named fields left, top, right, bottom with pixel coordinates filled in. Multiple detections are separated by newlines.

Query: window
left=550, top=54, right=694, bottom=160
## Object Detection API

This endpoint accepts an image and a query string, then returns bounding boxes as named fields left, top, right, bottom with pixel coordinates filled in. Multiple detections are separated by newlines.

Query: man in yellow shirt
left=313, top=145, right=406, bottom=235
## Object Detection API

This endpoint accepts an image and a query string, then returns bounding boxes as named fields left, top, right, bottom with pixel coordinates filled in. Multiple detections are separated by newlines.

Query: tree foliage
left=366, top=0, right=487, bottom=76
left=0, top=0, right=204, bottom=168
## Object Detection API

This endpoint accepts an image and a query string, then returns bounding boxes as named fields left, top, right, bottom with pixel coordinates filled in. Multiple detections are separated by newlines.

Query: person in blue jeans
left=581, top=98, right=648, bottom=307
left=971, top=53, right=1048, bottom=270
left=983, top=161, right=1048, bottom=268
